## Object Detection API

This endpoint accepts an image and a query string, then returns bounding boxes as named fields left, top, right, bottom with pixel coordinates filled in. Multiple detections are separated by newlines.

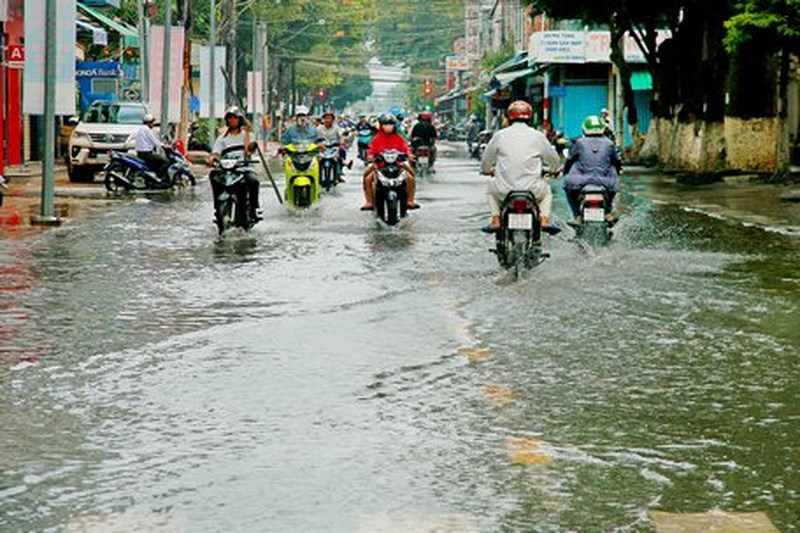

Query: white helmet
left=142, top=113, right=155, bottom=124
left=295, top=105, right=310, bottom=116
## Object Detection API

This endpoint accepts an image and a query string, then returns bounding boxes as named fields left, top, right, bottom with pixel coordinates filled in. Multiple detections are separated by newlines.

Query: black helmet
left=378, top=113, right=396, bottom=125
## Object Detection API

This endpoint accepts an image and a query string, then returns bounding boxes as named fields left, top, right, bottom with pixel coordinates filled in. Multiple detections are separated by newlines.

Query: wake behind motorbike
left=572, top=184, right=614, bottom=246
left=492, top=191, right=549, bottom=280
left=210, top=145, right=259, bottom=235
left=104, top=145, right=195, bottom=192
left=318, top=145, right=340, bottom=193
left=373, top=149, right=409, bottom=226
left=283, top=142, right=320, bottom=209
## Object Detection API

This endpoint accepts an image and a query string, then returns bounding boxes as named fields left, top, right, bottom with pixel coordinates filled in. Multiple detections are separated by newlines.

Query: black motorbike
left=410, top=137, right=432, bottom=178
left=373, top=149, right=409, bottom=226
left=104, top=145, right=195, bottom=192
left=469, top=129, right=492, bottom=160
left=573, top=184, right=614, bottom=246
left=319, top=145, right=340, bottom=192
left=210, top=145, right=259, bottom=235
left=492, top=191, right=549, bottom=279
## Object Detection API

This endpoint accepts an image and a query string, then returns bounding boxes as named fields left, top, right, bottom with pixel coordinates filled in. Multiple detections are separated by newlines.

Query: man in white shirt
left=480, top=100, right=562, bottom=235
left=133, top=114, right=169, bottom=181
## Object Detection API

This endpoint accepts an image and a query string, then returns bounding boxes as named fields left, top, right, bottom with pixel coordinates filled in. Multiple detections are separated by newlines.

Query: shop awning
left=631, top=71, right=653, bottom=91
left=77, top=2, right=138, bottom=46
left=76, top=19, right=108, bottom=46
left=491, top=52, right=528, bottom=74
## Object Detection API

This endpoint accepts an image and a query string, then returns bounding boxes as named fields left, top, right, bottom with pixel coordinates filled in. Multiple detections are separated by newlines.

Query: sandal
left=360, top=205, right=374, bottom=211
left=406, top=203, right=421, bottom=210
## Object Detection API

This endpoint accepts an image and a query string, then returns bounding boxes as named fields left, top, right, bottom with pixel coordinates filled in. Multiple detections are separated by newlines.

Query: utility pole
left=32, top=0, right=59, bottom=225
left=160, top=0, right=172, bottom=137
left=137, top=0, right=149, bottom=102
left=209, top=0, right=216, bottom=144
left=178, top=0, right=190, bottom=147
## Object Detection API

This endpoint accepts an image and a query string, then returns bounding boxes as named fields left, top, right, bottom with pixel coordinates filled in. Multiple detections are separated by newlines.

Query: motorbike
left=410, top=137, right=432, bottom=178
left=318, top=145, right=340, bottom=192
left=104, top=145, right=195, bottom=192
left=553, top=131, right=570, bottom=159
left=491, top=191, right=549, bottom=280
left=210, top=145, right=259, bottom=235
left=283, top=142, right=320, bottom=209
left=470, top=129, right=492, bottom=160
left=572, top=184, right=614, bottom=246
left=356, top=129, right=373, bottom=162
left=373, top=149, right=409, bottom=226
left=0, top=176, right=7, bottom=207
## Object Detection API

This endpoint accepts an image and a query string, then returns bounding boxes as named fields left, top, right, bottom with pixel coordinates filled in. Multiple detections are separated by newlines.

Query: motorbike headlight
left=220, top=159, right=238, bottom=170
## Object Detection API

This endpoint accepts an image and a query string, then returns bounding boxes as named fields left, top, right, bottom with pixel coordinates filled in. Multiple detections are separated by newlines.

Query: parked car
left=67, top=101, right=151, bottom=183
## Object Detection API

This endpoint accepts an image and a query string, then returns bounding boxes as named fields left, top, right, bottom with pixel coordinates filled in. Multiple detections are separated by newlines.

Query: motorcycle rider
left=409, top=111, right=438, bottom=172
left=355, top=113, right=377, bottom=160
left=480, top=100, right=562, bottom=235
left=360, top=112, right=418, bottom=211
left=317, top=110, right=348, bottom=182
left=562, top=115, right=622, bottom=226
left=280, top=105, right=320, bottom=146
left=208, top=106, right=262, bottom=222
left=133, top=114, right=170, bottom=182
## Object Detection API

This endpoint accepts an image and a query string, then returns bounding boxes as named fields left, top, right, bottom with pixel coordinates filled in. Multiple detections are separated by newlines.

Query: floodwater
left=1, top=145, right=798, bottom=531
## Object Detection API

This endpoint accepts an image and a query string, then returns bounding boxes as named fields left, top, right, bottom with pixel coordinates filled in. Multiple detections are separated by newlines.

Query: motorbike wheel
left=386, top=195, right=400, bottom=226
left=215, top=196, right=237, bottom=235
left=579, top=221, right=610, bottom=247
left=295, top=186, right=311, bottom=208
left=322, top=166, right=333, bottom=192
left=104, top=162, right=132, bottom=193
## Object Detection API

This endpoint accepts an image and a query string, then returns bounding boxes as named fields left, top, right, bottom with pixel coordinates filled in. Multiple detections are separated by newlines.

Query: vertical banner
left=147, top=24, right=184, bottom=123
left=246, top=71, right=263, bottom=114
left=23, top=0, right=75, bottom=115
left=199, top=45, right=226, bottom=118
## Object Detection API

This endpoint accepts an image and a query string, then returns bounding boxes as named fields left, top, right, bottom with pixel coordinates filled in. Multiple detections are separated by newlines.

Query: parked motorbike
left=0, top=176, right=8, bottom=207
left=283, top=142, right=320, bottom=209
left=104, top=145, right=195, bottom=192
left=210, top=145, right=259, bottom=235
left=373, top=149, right=409, bottom=226
left=410, top=137, right=432, bottom=178
left=318, top=145, right=340, bottom=192
left=491, top=191, right=549, bottom=280
left=572, top=184, right=614, bottom=246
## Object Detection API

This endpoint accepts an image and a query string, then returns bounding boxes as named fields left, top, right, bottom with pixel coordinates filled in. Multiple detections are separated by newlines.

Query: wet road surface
left=1, top=145, right=798, bottom=531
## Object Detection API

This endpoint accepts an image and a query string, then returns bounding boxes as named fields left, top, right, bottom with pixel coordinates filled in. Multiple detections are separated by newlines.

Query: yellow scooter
left=283, top=142, right=321, bottom=209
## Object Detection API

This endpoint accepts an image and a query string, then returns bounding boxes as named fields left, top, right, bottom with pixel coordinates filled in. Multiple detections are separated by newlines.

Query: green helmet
left=582, top=115, right=604, bottom=136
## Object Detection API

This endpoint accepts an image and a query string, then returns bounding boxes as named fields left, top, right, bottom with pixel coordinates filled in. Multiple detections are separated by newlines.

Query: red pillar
left=7, top=67, right=21, bottom=165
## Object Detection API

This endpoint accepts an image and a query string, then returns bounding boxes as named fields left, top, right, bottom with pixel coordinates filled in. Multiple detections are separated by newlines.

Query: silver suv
left=67, top=101, right=150, bottom=182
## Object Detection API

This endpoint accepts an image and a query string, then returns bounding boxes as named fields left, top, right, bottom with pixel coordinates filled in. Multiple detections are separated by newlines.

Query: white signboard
left=529, top=31, right=585, bottom=63
left=23, top=0, right=76, bottom=115
left=585, top=31, right=612, bottom=63
left=147, top=25, right=185, bottom=123
left=446, top=55, right=469, bottom=71
left=199, top=45, right=226, bottom=118
left=0, top=0, right=8, bottom=22
left=246, top=71, right=264, bottom=114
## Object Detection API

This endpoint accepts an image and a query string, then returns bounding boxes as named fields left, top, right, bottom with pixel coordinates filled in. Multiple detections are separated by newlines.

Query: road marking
left=648, top=510, right=779, bottom=532
left=505, top=437, right=553, bottom=465
left=458, top=346, right=491, bottom=362
left=481, top=383, right=516, bottom=406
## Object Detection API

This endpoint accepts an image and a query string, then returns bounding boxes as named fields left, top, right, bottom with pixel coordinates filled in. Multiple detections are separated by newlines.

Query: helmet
left=378, top=113, right=396, bottom=125
left=600, top=108, right=609, bottom=115
left=419, top=111, right=433, bottom=121
left=142, top=113, right=155, bottom=124
left=224, top=106, right=243, bottom=120
left=582, top=115, right=605, bottom=135
left=507, top=100, right=533, bottom=122
left=295, top=105, right=310, bottom=116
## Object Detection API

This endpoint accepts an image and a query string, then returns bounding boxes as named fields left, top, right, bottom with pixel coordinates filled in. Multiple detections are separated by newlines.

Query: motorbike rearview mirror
left=248, top=142, right=259, bottom=153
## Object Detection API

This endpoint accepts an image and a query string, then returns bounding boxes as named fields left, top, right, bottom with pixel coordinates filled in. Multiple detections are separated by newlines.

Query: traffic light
left=423, top=79, right=433, bottom=97
left=318, top=88, right=327, bottom=100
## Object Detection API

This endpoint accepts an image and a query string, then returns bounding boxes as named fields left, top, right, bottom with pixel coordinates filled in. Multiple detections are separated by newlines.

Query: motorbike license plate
left=584, top=207, right=605, bottom=222
left=507, top=213, right=533, bottom=230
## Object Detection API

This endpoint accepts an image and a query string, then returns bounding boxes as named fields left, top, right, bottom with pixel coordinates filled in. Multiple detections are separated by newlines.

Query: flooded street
left=1, top=146, right=799, bottom=531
